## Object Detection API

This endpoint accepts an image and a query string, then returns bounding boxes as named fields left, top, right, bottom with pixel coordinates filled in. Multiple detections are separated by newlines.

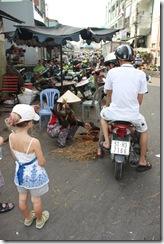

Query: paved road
left=0, top=78, right=160, bottom=241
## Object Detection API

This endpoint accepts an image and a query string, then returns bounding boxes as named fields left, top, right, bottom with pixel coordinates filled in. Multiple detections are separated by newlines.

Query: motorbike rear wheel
left=114, top=162, right=123, bottom=180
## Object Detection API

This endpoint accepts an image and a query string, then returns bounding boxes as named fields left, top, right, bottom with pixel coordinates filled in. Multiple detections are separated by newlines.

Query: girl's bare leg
left=31, top=196, right=42, bottom=220
left=19, top=193, right=31, bottom=219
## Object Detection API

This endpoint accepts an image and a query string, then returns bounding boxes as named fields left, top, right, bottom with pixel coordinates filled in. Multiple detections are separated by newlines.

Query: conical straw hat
left=57, top=90, right=81, bottom=103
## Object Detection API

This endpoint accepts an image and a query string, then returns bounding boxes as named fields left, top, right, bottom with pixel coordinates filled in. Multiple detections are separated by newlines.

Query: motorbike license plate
left=84, top=90, right=92, bottom=97
left=111, top=140, right=130, bottom=155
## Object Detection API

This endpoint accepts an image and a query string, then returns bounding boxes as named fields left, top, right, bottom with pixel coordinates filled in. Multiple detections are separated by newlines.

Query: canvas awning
left=5, top=21, right=119, bottom=46
left=12, top=24, right=82, bottom=46
left=80, top=27, right=120, bottom=44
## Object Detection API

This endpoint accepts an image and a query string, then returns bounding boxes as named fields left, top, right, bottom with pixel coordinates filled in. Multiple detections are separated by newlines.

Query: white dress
left=9, top=136, right=49, bottom=190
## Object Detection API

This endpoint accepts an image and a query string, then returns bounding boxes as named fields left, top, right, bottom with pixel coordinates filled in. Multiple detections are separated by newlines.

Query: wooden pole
left=134, top=2, right=139, bottom=48
left=59, top=44, right=63, bottom=91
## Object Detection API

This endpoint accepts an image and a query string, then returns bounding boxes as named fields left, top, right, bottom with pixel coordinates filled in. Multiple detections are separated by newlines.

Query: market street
left=0, top=77, right=160, bottom=241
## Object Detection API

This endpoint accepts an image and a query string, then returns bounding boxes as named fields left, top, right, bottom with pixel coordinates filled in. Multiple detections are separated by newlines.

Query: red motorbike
left=110, top=121, right=140, bottom=180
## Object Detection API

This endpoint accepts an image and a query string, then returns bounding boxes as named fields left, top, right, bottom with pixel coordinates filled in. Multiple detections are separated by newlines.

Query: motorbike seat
left=111, top=121, right=134, bottom=129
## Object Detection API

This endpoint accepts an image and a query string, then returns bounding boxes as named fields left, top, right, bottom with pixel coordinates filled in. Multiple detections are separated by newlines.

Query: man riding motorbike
left=100, top=44, right=151, bottom=172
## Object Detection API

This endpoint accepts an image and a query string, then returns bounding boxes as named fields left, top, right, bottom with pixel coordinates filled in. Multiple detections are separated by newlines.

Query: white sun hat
left=57, top=90, right=81, bottom=103
left=12, top=104, right=40, bottom=123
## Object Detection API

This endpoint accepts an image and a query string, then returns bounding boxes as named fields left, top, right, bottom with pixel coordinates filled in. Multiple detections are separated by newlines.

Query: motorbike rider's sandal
left=136, top=162, right=152, bottom=172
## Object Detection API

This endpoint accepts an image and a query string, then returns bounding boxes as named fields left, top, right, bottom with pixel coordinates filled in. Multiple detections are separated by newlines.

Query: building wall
left=33, top=0, right=46, bottom=24
left=129, top=0, right=137, bottom=38
left=105, top=0, right=160, bottom=69
left=0, top=0, right=42, bottom=65
left=33, top=0, right=39, bottom=6
left=0, top=0, right=34, bottom=31
left=150, top=0, right=160, bottom=66
left=106, top=0, right=134, bottom=41
left=33, top=0, right=45, bottom=15
left=106, top=0, right=157, bottom=49
left=106, top=0, right=126, bottom=29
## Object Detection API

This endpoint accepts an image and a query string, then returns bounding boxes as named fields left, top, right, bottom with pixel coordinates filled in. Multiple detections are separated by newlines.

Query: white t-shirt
left=103, top=64, right=147, bottom=121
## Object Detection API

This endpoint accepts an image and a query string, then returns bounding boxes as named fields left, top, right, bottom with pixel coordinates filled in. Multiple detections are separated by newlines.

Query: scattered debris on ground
left=52, top=131, right=100, bottom=161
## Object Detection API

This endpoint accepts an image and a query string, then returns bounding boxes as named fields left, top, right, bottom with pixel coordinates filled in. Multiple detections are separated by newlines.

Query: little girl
left=6, top=104, right=49, bottom=229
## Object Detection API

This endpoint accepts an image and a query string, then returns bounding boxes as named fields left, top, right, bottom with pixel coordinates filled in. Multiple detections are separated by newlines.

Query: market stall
left=4, top=21, right=119, bottom=90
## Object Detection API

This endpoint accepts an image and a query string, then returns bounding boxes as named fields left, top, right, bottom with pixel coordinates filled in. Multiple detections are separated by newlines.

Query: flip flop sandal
left=24, top=210, right=36, bottom=226
left=136, top=162, right=152, bottom=172
left=57, top=142, right=65, bottom=148
left=0, top=202, right=15, bottom=214
left=36, top=210, right=49, bottom=229
left=99, top=141, right=110, bottom=151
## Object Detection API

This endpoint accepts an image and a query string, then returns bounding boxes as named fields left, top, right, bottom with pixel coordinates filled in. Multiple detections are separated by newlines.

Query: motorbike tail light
left=116, top=128, right=127, bottom=138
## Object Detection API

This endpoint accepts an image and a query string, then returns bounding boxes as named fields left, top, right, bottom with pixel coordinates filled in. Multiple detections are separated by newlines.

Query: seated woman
left=47, top=90, right=91, bottom=147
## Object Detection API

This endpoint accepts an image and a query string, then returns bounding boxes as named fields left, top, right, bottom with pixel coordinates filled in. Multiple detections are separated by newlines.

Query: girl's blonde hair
left=6, top=112, right=31, bottom=128
left=6, top=112, right=20, bottom=126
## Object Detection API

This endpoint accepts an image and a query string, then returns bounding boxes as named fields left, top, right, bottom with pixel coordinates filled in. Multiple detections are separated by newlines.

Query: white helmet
left=104, top=52, right=116, bottom=63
